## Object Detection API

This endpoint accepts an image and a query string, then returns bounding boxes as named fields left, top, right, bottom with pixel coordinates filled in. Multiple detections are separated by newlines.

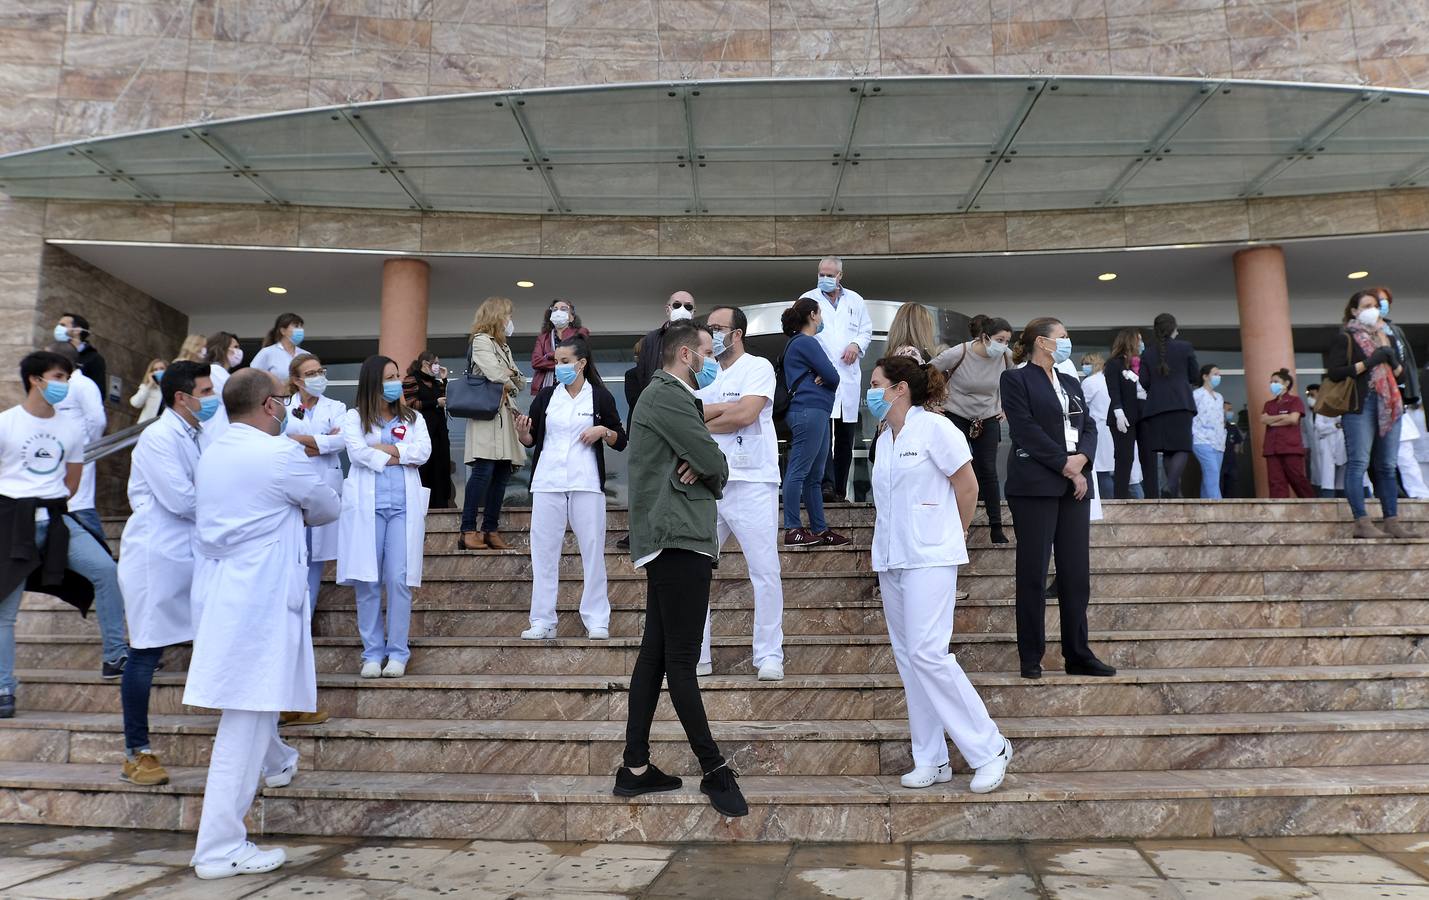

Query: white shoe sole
left=263, top=766, right=295, bottom=789
left=521, top=630, right=556, bottom=640
left=695, top=664, right=713, bottom=677
left=757, top=668, right=784, bottom=681
left=900, top=767, right=953, bottom=789
left=970, top=741, right=1013, bottom=794
left=194, top=851, right=285, bottom=879
left=381, top=665, right=405, bottom=678
left=586, top=630, right=609, bottom=640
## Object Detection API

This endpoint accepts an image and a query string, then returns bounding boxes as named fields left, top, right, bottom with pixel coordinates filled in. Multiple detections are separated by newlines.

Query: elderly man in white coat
left=117, top=362, right=216, bottom=788
left=186, top=369, right=340, bottom=880
left=800, top=256, right=872, bottom=503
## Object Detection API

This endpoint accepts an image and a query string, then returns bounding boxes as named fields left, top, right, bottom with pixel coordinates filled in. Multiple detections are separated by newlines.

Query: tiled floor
left=1, top=826, right=1428, bottom=898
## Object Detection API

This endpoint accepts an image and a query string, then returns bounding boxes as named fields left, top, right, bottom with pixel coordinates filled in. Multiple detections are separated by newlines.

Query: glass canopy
left=3, top=76, right=1428, bottom=217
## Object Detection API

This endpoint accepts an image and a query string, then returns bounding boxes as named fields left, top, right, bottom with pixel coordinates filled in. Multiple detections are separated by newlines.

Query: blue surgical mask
left=196, top=395, right=221, bottom=422
left=866, top=387, right=890, bottom=421
left=41, top=379, right=69, bottom=405
left=711, top=331, right=728, bottom=357
left=382, top=380, right=403, bottom=403
left=1048, top=337, right=1072, bottom=365
left=1379, top=299, right=1390, bottom=319
left=272, top=404, right=288, bottom=435
left=1269, top=382, right=1284, bottom=397
left=815, top=320, right=825, bottom=335
left=554, top=362, right=578, bottom=386
left=291, top=327, right=305, bottom=345
left=1081, top=364, right=1092, bottom=377
left=153, top=369, right=165, bottom=382
left=53, top=324, right=69, bottom=343
left=691, top=355, right=719, bottom=390
left=986, top=340, right=1010, bottom=357
left=817, top=275, right=838, bottom=294
left=1137, top=340, right=1145, bottom=356
left=1210, top=374, right=1221, bottom=388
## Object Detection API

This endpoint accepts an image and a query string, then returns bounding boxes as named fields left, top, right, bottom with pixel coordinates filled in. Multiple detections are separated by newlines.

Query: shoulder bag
left=1314, top=333, right=1358, bottom=418
left=446, top=336, right=506, bottom=421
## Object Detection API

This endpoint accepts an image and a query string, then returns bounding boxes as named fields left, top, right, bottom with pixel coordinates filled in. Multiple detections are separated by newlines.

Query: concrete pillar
left=1233, top=245, right=1294, bottom=498
left=378, top=258, right=430, bottom=374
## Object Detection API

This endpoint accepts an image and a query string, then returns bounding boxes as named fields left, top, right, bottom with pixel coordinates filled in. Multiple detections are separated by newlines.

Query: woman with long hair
left=176, top=334, right=207, bottom=364
left=459, top=296, right=526, bottom=550
left=780, top=297, right=848, bottom=547
left=337, top=355, right=431, bottom=679
left=530, top=298, right=590, bottom=395
left=868, top=354, right=1012, bottom=793
left=251, top=313, right=310, bottom=379
left=286, top=353, right=348, bottom=610
left=1102, top=327, right=1144, bottom=499
left=403, top=351, right=453, bottom=509
left=1002, top=317, right=1115, bottom=680
left=514, top=336, right=628, bottom=640
left=886, top=302, right=939, bottom=363
left=199, top=331, right=243, bottom=444
left=129, top=358, right=166, bottom=421
left=1137, top=313, right=1200, bottom=498
left=931, top=315, right=1014, bottom=543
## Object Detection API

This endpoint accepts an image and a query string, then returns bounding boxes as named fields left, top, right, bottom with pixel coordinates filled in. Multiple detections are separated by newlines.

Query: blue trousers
left=354, top=508, right=411, bottom=665
left=783, top=407, right=830, bottom=532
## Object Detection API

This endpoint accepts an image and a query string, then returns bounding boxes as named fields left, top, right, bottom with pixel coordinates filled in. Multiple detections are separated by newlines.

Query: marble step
left=6, top=709, right=1427, bottom=778
left=2, top=761, right=1427, bottom=843
left=13, top=664, right=1429, bottom=721
left=16, top=625, right=1426, bottom=676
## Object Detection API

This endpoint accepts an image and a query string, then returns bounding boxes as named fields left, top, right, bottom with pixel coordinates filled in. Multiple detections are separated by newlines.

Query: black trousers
left=946, top=413, right=1003, bottom=525
left=1111, top=425, right=1138, bottom=499
left=1007, top=489, right=1096, bottom=672
left=623, top=549, right=725, bottom=775
left=822, top=418, right=857, bottom=496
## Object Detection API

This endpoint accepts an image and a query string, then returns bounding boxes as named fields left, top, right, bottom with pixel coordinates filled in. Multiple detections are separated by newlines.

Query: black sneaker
left=613, top=763, right=682, bottom=797
left=101, top=656, right=127, bottom=680
left=616, top=534, right=631, bottom=551
left=0, top=693, right=14, bottom=718
left=989, top=525, right=1009, bottom=544
left=1065, top=657, right=1117, bottom=677
left=701, top=765, right=748, bottom=818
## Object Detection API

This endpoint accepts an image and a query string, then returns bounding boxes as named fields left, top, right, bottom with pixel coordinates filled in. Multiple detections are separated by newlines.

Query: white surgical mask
left=549, top=309, right=570, bottom=329
left=669, top=306, right=693, bottom=322
left=226, top=347, right=244, bottom=368
left=304, top=375, right=329, bottom=396
left=1357, top=307, right=1381, bottom=327
left=505, top=318, right=515, bottom=338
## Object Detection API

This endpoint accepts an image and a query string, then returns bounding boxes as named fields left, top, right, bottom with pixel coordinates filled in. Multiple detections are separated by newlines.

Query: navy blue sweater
left=783, top=333, right=840, bottom=415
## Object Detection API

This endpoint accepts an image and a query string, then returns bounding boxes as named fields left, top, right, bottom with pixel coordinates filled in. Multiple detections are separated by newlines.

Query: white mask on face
left=669, top=306, right=693, bottom=323
left=227, top=347, right=244, bottom=368
left=549, top=309, right=570, bottom=329
left=505, top=318, right=515, bottom=338
left=1357, top=307, right=1381, bottom=327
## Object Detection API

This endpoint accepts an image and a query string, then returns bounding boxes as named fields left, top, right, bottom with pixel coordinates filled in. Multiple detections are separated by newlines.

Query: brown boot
left=1353, top=517, right=1389, bottom=539
left=484, top=531, right=510, bottom=550
left=458, top=531, right=487, bottom=551
left=280, top=710, right=330, bottom=727
left=1381, top=516, right=1415, bottom=540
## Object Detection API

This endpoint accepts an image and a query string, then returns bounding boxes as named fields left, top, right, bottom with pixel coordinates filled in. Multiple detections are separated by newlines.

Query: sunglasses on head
left=670, top=301, right=695, bottom=312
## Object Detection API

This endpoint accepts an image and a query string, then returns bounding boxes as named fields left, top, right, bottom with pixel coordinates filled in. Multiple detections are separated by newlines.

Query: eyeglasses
left=299, top=367, right=328, bottom=378
left=708, top=324, right=732, bottom=334
left=669, top=301, right=695, bottom=312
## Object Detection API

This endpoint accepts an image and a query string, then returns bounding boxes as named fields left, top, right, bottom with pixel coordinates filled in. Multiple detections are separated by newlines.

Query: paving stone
left=781, top=867, right=907, bottom=899
left=7, top=861, right=172, bottom=898
left=1266, top=852, right=1429, bottom=885
left=1140, top=842, right=1290, bottom=881
left=910, top=871, right=1040, bottom=899
left=1170, top=881, right=1317, bottom=899
left=789, top=842, right=906, bottom=869
left=1041, top=875, right=1181, bottom=899
left=0, top=857, right=72, bottom=891
left=1028, top=842, right=1159, bottom=878
left=242, top=875, right=403, bottom=899
left=532, top=855, right=670, bottom=892
left=909, top=842, right=1025, bottom=873
left=647, top=862, right=789, bottom=897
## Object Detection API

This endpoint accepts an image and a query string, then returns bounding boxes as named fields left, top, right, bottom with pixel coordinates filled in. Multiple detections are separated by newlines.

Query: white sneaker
left=757, top=662, right=785, bottom=681
left=969, top=739, right=1013, bottom=794
left=381, top=659, right=406, bottom=678
left=359, top=660, right=382, bottom=679
left=900, top=762, right=953, bottom=789
left=263, top=761, right=296, bottom=789
left=521, top=624, right=557, bottom=640
left=194, top=843, right=286, bottom=880
left=695, top=662, right=713, bottom=676
left=586, top=627, right=609, bottom=640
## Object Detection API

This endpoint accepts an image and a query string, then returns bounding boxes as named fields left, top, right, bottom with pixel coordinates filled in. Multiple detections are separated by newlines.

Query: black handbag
left=446, top=337, right=505, bottom=421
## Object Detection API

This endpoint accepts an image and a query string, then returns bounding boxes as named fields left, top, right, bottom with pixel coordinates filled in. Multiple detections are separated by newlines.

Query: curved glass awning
left=3, top=76, right=1429, bottom=217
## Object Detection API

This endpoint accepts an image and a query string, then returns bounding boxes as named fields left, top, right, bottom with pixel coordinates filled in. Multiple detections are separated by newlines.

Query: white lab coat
left=801, top=285, right=872, bottom=422
left=1312, top=412, right=1346, bottom=492
left=199, top=364, right=231, bottom=450
left=1081, top=372, right=1115, bottom=473
left=336, top=408, right=431, bottom=588
left=871, top=407, right=973, bottom=571
left=53, top=369, right=105, bottom=512
left=286, top=393, right=348, bottom=561
left=251, top=343, right=310, bottom=380
left=117, top=409, right=201, bottom=649
left=184, top=423, right=340, bottom=713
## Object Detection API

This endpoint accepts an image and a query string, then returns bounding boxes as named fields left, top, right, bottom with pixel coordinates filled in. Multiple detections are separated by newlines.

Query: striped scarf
left=1346, top=320, right=1403, bottom=436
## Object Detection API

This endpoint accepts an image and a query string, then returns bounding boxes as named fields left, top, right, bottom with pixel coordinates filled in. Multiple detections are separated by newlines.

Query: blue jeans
left=1191, top=444, right=1224, bottom=499
left=1342, top=391, right=1401, bottom=520
left=783, top=407, right=830, bottom=532
left=1097, top=472, right=1144, bottom=500
left=0, top=516, right=127, bottom=695
left=120, top=645, right=166, bottom=752
left=355, top=508, right=411, bottom=665
left=461, top=459, right=513, bottom=534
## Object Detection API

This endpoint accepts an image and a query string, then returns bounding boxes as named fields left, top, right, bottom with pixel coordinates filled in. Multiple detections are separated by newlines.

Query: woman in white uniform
left=867, top=354, right=1012, bottom=794
left=514, top=337, right=627, bottom=640
left=338, top=356, right=431, bottom=679
left=284, top=354, right=347, bottom=613
left=201, top=331, right=243, bottom=448
left=251, top=313, right=310, bottom=379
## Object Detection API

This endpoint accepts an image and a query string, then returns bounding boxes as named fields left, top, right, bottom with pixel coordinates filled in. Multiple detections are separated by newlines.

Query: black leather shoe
left=1065, top=658, right=1117, bottom=677
left=0, top=693, right=14, bottom=718
left=1020, top=667, right=1042, bottom=679
left=701, top=765, right=748, bottom=818
left=989, top=525, right=1009, bottom=544
left=612, top=763, right=682, bottom=797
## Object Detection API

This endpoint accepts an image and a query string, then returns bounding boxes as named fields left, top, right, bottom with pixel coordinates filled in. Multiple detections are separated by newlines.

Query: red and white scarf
left=1347, top=320, right=1403, bottom=436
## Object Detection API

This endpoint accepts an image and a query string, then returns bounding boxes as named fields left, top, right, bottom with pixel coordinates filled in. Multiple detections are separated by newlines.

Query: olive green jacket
left=627, top=370, right=729, bottom=562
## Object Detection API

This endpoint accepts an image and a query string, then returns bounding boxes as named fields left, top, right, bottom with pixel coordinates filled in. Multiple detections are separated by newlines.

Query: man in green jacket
left=614, top=321, right=747, bottom=818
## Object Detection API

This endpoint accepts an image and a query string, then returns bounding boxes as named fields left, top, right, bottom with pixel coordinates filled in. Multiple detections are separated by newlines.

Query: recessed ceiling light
left=1347, top=271, right=1369, bottom=280
left=516, top=280, right=534, bottom=288
left=267, top=286, right=287, bottom=294
left=1097, top=272, right=1117, bottom=281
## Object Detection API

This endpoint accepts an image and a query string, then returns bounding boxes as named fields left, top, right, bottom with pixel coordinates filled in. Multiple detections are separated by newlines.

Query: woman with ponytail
left=1136, top=313, right=1200, bottom=498
left=1260, top=368, right=1314, bottom=499
left=867, top=355, right=1011, bottom=794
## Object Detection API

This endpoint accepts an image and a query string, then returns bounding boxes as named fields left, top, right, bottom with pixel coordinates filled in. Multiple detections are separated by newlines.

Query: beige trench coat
left=463, top=332, right=526, bottom=465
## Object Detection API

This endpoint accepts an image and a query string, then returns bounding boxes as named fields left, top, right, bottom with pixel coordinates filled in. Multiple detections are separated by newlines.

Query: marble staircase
left=2, top=500, right=1428, bottom=842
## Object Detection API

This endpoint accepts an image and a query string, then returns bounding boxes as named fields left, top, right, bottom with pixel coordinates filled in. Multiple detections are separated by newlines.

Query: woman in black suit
left=1001, top=317, right=1116, bottom=680
left=1101, top=327, right=1144, bottom=499
left=1137, top=313, right=1200, bottom=498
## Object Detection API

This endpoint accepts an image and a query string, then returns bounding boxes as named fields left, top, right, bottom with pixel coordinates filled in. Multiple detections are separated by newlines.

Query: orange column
left=378, top=258, right=430, bottom=374
left=1233, top=245, right=1295, bottom=498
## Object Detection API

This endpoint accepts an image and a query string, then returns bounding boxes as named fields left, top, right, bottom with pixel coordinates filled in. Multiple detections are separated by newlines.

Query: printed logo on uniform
left=21, top=432, right=66, bottom=475
left=898, top=450, right=920, bottom=459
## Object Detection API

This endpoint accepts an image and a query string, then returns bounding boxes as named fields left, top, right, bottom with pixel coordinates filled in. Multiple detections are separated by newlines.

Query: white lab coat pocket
left=912, top=502, right=945, bottom=546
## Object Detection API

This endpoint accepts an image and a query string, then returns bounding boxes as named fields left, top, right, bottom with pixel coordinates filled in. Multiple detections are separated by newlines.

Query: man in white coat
left=186, top=369, right=340, bottom=880
left=697, top=306, right=785, bottom=681
left=800, top=256, right=872, bottom=503
left=117, top=361, right=216, bottom=788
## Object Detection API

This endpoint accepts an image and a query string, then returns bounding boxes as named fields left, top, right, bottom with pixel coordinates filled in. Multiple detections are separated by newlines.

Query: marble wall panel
left=775, top=216, right=889, bottom=255
left=659, top=29, right=771, bottom=61
left=260, top=797, right=568, bottom=840
left=1110, top=38, right=1233, bottom=76
left=1108, top=9, right=1227, bottom=48
left=1374, top=189, right=1429, bottom=232
left=185, top=39, right=312, bottom=77
left=880, top=54, right=993, bottom=75
left=430, top=0, right=547, bottom=27
left=995, top=48, right=1110, bottom=73
left=887, top=214, right=1007, bottom=253
left=540, top=217, right=659, bottom=255
left=1223, top=0, right=1351, bottom=39
left=297, top=207, right=423, bottom=250
left=0, top=26, right=66, bottom=64
left=891, top=797, right=1214, bottom=841
left=543, top=56, right=656, bottom=85
left=0, top=0, right=69, bottom=30
left=548, top=0, right=652, bottom=30
left=68, top=0, right=188, bottom=37
left=428, top=52, right=544, bottom=90
left=1229, top=28, right=1359, bottom=71
left=421, top=212, right=542, bottom=253
left=44, top=199, right=174, bottom=241
left=171, top=204, right=302, bottom=245
left=1123, top=200, right=1249, bottom=245
left=657, top=59, right=773, bottom=78
left=309, top=76, right=431, bottom=104
left=1006, top=209, right=1126, bottom=250
left=544, top=28, right=661, bottom=58
left=206, top=0, right=314, bottom=44
left=993, top=18, right=1109, bottom=55
left=311, top=11, right=432, bottom=48
left=1360, top=55, right=1429, bottom=89
left=1248, top=192, right=1381, bottom=239
left=992, top=0, right=1106, bottom=21
left=52, top=98, right=185, bottom=141
left=1354, top=22, right=1429, bottom=61
left=877, top=0, right=991, bottom=28
left=567, top=801, right=891, bottom=843
left=658, top=216, right=777, bottom=255
left=879, top=25, right=993, bottom=59
left=661, top=0, right=769, bottom=30
left=430, top=22, right=544, bottom=56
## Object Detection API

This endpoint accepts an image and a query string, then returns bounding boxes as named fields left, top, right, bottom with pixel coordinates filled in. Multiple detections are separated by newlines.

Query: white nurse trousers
left=528, top=490, right=610, bottom=632
left=700, top=480, right=785, bottom=668
left=878, top=566, right=1004, bottom=770
left=191, top=709, right=299, bottom=867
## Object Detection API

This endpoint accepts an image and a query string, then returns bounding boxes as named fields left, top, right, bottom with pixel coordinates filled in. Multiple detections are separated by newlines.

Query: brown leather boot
left=458, top=531, right=487, bottom=550
left=484, top=531, right=510, bottom=550
left=280, top=710, right=330, bottom=727
left=1353, top=517, right=1388, bottom=539
left=1381, top=516, right=1415, bottom=540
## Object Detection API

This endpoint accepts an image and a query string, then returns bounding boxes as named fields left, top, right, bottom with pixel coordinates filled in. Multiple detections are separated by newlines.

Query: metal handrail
left=83, top=417, right=156, bottom=464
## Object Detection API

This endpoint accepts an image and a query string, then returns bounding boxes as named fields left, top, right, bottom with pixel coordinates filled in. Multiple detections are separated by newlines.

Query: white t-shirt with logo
left=697, top=352, right=779, bottom=485
left=0, top=405, right=83, bottom=521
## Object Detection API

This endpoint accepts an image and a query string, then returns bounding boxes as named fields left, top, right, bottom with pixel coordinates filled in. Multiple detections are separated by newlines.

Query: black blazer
left=1102, top=355, right=1141, bottom=425
left=1001, top=365, right=1097, bottom=497
left=527, top=381, right=629, bottom=490
left=1325, top=327, right=1397, bottom=416
left=1138, top=338, right=1199, bottom=418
